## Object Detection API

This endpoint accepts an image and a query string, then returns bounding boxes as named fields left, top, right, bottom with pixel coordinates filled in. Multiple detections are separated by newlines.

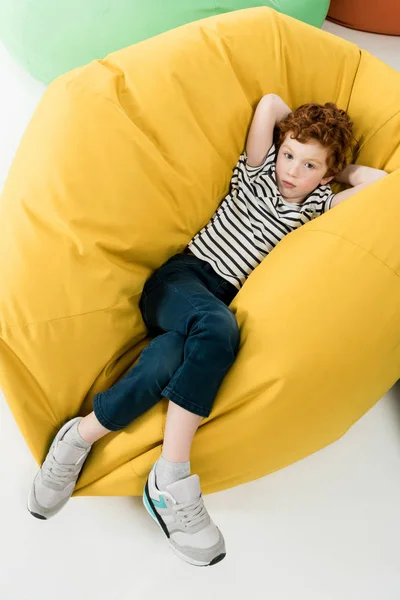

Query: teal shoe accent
left=152, top=495, right=167, bottom=510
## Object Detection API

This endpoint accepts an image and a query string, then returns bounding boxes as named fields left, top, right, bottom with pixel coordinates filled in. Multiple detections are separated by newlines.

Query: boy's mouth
left=282, top=180, right=295, bottom=189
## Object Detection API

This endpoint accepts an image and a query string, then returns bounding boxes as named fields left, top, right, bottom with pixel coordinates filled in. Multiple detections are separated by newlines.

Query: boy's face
left=275, top=134, right=333, bottom=203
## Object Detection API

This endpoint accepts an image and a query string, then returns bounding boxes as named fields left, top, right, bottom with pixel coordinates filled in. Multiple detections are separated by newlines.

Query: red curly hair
left=275, top=103, right=356, bottom=177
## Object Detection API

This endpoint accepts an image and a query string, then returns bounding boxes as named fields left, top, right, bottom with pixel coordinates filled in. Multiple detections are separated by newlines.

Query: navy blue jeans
left=92, top=252, right=240, bottom=431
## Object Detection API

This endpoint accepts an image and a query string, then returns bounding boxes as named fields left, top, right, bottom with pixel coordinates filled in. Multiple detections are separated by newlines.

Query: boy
left=27, top=94, right=387, bottom=567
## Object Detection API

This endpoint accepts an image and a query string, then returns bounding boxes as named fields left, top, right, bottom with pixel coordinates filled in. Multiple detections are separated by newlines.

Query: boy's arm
left=246, top=94, right=292, bottom=167
left=330, top=164, right=388, bottom=208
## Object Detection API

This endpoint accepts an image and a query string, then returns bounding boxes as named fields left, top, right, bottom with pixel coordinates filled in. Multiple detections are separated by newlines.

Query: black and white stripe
left=188, top=145, right=334, bottom=290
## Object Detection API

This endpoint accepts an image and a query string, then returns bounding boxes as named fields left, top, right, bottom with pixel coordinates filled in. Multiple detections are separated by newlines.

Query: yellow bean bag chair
left=1, top=8, right=399, bottom=496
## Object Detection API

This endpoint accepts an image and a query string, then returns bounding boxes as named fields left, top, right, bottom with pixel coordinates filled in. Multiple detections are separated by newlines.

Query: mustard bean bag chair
left=0, top=0, right=331, bottom=84
left=0, top=8, right=399, bottom=497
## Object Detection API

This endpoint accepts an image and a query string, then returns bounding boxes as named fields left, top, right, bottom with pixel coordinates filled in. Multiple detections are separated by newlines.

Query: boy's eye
left=284, top=152, right=293, bottom=160
left=305, top=163, right=315, bottom=169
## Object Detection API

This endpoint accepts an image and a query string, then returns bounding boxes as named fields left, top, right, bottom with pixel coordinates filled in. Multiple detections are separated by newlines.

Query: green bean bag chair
left=0, top=0, right=330, bottom=84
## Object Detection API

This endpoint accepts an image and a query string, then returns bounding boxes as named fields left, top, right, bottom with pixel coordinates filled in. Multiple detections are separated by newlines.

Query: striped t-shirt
left=188, top=144, right=335, bottom=290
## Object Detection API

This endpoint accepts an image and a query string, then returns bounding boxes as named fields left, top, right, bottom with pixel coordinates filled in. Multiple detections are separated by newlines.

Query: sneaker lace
left=173, top=494, right=208, bottom=529
left=43, top=452, right=86, bottom=486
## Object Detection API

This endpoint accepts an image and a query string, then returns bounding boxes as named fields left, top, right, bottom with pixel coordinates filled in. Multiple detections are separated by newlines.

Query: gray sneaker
left=27, top=417, right=91, bottom=520
left=143, top=464, right=226, bottom=566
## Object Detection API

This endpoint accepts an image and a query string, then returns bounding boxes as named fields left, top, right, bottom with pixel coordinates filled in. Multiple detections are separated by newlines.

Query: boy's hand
left=246, top=94, right=292, bottom=167
left=331, top=164, right=388, bottom=208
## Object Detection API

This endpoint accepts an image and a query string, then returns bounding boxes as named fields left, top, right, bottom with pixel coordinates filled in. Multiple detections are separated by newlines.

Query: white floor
left=1, top=19, right=400, bottom=600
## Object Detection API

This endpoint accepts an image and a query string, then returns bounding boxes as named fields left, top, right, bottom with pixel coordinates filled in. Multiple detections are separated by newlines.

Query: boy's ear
left=321, top=175, right=334, bottom=185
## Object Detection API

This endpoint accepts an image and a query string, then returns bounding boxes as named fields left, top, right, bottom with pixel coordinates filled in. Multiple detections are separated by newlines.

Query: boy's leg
left=91, top=331, right=185, bottom=432
left=77, top=327, right=191, bottom=445
left=28, top=330, right=187, bottom=520
left=77, top=411, right=111, bottom=444
left=28, top=252, right=238, bottom=529
left=141, top=254, right=240, bottom=567
left=143, top=400, right=226, bottom=567
left=154, top=400, right=202, bottom=490
left=140, top=253, right=240, bottom=419
left=162, top=400, right=202, bottom=462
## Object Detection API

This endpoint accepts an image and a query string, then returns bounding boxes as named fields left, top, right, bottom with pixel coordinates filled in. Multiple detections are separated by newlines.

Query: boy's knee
left=199, top=309, right=241, bottom=355
left=143, top=331, right=186, bottom=381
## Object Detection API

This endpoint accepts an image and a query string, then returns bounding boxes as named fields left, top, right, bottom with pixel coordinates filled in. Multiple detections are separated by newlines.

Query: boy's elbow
left=371, top=170, right=389, bottom=183
left=360, top=168, right=388, bottom=186
left=259, top=93, right=279, bottom=107
left=262, top=93, right=278, bottom=100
